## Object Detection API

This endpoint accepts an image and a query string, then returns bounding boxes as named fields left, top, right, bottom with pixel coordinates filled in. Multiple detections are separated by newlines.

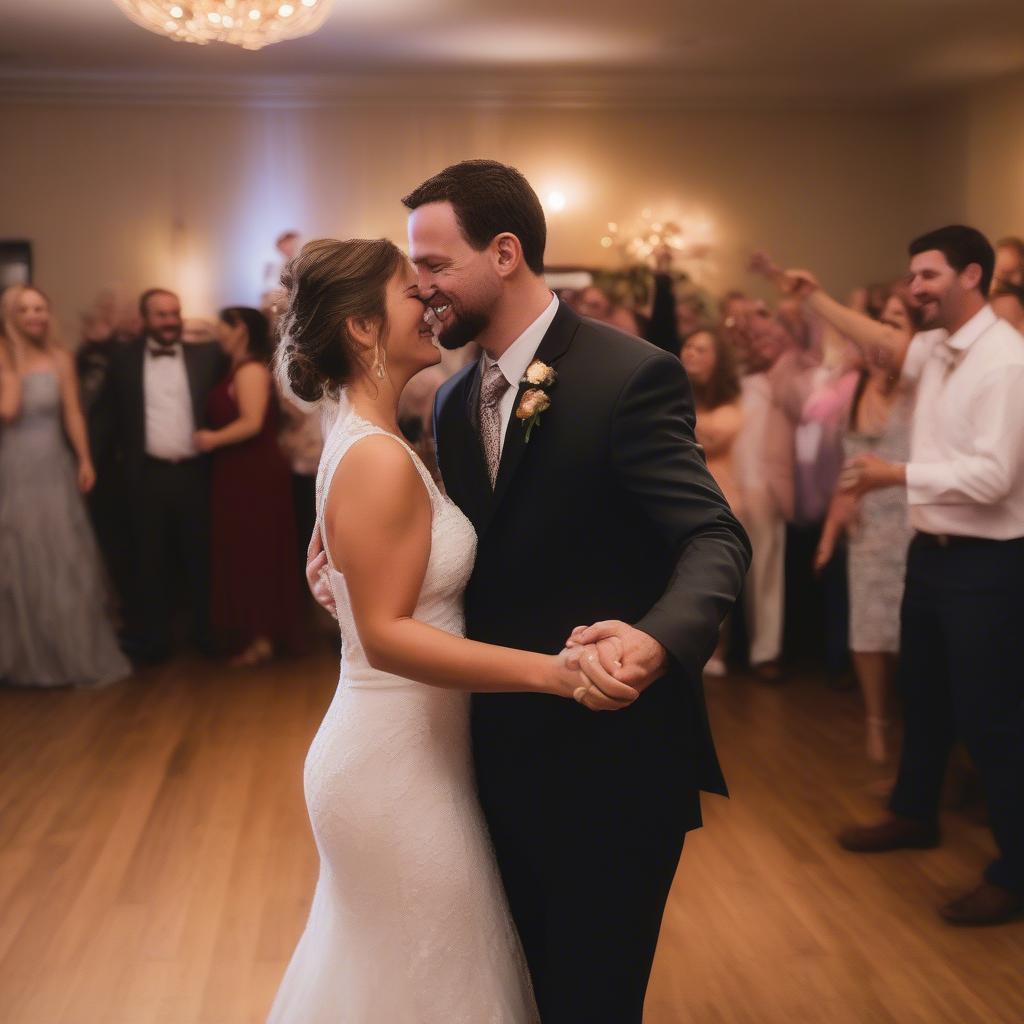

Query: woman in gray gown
left=0, top=285, right=130, bottom=688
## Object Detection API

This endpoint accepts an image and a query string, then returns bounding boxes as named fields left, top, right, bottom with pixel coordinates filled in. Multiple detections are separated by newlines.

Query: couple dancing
left=268, top=160, right=750, bottom=1023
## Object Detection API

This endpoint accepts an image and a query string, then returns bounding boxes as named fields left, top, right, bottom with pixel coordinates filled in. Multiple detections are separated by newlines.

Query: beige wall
left=0, top=94, right=977, bottom=330
left=960, top=71, right=1024, bottom=241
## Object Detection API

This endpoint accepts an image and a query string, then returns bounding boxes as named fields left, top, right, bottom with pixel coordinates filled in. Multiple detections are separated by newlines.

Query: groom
left=312, top=160, right=749, bottom=1022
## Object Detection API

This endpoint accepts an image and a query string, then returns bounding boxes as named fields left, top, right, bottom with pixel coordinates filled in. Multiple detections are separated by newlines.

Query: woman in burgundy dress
left=195, top=307, right=300, bottom=667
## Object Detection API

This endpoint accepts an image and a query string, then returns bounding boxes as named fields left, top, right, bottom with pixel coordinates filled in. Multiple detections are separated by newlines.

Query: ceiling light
left=111, top=0, right=331, bottom=50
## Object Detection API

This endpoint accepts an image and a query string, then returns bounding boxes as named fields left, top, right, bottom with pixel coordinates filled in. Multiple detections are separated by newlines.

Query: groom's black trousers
left=888, top=534, right=1024, bottom=894
left=473, top=683, right=699, bottom=1024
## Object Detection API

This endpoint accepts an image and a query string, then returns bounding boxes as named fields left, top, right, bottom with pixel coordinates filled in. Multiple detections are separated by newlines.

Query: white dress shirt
left=479, top=293, right=559, bottom=460
left=901, top=304, right=1024, bottom=539
left=143, top=339, right=199, bottom=461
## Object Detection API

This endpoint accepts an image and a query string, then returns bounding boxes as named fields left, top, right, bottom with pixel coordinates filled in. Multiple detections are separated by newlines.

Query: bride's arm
left=325, top=434, right=638, bottom=705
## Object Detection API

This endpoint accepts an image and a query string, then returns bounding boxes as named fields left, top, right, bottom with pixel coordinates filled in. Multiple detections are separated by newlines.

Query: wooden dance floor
left=2, top=645, right=1022, bottom=1023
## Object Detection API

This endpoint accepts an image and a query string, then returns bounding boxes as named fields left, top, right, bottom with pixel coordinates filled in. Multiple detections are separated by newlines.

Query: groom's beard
left=438, top=307, right=491, bottom=350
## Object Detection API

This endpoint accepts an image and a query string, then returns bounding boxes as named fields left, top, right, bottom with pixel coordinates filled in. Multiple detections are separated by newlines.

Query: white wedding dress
left=267, top=399, right=538, bottom=1023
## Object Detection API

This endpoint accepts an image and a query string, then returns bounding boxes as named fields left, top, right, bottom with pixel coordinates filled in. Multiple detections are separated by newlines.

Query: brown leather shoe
left=940, top=882, right=1024, bottom=926
left=837, top=815, right=940, bottom=852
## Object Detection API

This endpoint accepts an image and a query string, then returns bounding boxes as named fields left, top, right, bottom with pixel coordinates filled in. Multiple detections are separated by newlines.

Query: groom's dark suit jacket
left=435, top=301, right=749, bottom=801
left=435, top=300, right=749, bottom=1020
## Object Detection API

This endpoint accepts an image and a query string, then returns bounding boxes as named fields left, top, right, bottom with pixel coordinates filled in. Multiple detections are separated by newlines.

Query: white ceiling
left=4, top=0, right=1024, bottom=105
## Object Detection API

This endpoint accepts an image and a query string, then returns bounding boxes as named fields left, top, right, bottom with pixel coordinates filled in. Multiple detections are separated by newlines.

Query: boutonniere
left=516, top=360, right=558, bottom=443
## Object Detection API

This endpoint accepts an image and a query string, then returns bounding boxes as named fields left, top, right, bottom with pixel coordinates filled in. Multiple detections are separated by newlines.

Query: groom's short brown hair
left=402, top=159, right=547, bottom=276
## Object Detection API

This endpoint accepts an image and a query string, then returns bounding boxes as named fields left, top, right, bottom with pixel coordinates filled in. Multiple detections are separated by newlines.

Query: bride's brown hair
left=275, top=238, right=405, bottom=404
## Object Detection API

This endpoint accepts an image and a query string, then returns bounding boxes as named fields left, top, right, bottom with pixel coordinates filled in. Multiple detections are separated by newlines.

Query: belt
left=913, top=531, right=1012, bottom=548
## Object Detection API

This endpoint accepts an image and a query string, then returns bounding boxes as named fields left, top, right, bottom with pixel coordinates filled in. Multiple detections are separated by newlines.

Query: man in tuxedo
left=407, top=160, right=751, bottom=1022
left=92, top=289, right=226, bottom=663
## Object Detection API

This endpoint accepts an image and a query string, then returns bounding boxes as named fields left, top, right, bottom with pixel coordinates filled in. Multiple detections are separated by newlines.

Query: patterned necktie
left=479, top=362, right=510, bottom=488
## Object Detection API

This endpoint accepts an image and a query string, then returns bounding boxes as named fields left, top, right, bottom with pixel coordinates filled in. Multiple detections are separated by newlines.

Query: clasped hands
left=305, top=532, right=667, bottom=713
left=561, top=622, right=668, bottom=713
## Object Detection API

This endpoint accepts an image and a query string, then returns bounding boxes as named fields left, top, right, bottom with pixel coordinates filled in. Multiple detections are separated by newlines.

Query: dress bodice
left=2, top=371, right=62, bottom=438
left=315, top=401, right=478, bottom=689
left=0, top=371, right=74, bottom=481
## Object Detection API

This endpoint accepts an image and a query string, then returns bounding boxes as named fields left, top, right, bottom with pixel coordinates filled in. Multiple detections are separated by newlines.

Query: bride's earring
left=374, top=343, right=387, bottom=380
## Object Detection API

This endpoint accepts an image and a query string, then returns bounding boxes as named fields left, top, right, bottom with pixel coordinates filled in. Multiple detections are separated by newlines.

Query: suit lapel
left=481, top=301, right=581, bottom=535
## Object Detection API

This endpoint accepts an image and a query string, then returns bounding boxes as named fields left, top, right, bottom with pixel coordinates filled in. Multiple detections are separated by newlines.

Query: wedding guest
left=721, top=294, right=767, bottom=372
left=195, top=307, right=301, bottom=667
left=645, top=248, right=682, bottom=356
left=749, top=253, right=855, bottom=682
left=785, top=226, right=1024, bottom=925
left=731, top=311, right=798, bottom=681
left=277, top=395, right=324, bottom=570
left=681, top=327, right=744, bottom=676
left=78, top=308, right=134, bottom=605
left=675, top=291, right=709, bottom=339
left=812, top=292, right=918, bottom=765
left=575, top=285, right=613, bottom=321
left=784, top=319, right=853, bottom=686
left=262, top=229, right=301, bottom=317
left=0, top=285, right=130, bottom=688
left=92, top=288, right=227, bottom=663
left=991, top=236, right=1024, bottom=330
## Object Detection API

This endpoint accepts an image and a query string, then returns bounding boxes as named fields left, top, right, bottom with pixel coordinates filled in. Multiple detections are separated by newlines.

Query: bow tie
left=149, top=344, right=180, bottom=359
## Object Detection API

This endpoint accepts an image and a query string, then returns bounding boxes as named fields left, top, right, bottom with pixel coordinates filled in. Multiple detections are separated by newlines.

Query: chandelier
left=599, top=207, right=717, bottom=282
left=111, top=0, right=332, bottom=50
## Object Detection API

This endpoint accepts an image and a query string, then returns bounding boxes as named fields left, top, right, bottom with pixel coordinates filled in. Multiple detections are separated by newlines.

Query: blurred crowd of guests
left=3, top=232, right=1024, bottom=771
left=0, top=282, right=316, bottom=687
left=556, top=234, right=1024, bottom=777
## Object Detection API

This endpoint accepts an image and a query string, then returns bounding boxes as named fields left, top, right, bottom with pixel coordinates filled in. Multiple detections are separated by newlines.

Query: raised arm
left=644, top=266, right=682, bottom=359
left=325, top=433, right=638, bottom=709
left=750, top=252, right=906, bottom=368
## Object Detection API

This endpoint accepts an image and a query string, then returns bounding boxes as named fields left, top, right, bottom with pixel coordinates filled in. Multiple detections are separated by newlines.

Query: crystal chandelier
left=111, top=0, right=332, bottom=50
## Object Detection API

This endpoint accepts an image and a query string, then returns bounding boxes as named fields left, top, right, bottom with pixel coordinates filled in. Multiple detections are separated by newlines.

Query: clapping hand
left=839, top=453, right=904, bottom=497
left=566, top=620, right=668, bottom=699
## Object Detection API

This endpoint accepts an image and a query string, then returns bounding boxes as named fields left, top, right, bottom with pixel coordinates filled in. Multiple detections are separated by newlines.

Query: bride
left=266, top=238, right=638, bottom=1023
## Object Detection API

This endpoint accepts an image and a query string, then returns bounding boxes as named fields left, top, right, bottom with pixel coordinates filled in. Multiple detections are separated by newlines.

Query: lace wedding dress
left=267, top=398, right=538, bottom=1023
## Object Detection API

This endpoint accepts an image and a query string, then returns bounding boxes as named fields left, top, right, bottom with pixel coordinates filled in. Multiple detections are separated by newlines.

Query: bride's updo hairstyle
left=276, top=237, right=405, bottom=404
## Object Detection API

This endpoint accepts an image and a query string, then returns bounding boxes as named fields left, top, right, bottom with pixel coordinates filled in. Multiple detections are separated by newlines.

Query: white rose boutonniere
left=516, top=360, right=558, bottom=442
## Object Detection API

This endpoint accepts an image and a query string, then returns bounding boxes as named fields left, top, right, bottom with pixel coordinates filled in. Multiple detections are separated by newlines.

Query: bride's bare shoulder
left=326, top=433, right=430, bottom=531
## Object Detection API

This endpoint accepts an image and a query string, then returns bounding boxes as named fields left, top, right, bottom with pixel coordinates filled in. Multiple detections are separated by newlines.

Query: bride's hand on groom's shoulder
left=567, top=621, right=668, bottom=695
left=557, top=639, right=639, bottom=712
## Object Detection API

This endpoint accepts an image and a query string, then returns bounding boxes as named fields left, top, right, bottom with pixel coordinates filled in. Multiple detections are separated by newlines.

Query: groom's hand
left=563, top=639, right=639, bottom=712
left=306, top=529, right=338, bottom=620
left=568, top=621, right=667, bottom=693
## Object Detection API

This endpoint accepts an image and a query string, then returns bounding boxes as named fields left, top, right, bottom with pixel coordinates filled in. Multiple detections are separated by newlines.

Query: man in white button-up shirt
left=780, top=226, right=1024, bottom=926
